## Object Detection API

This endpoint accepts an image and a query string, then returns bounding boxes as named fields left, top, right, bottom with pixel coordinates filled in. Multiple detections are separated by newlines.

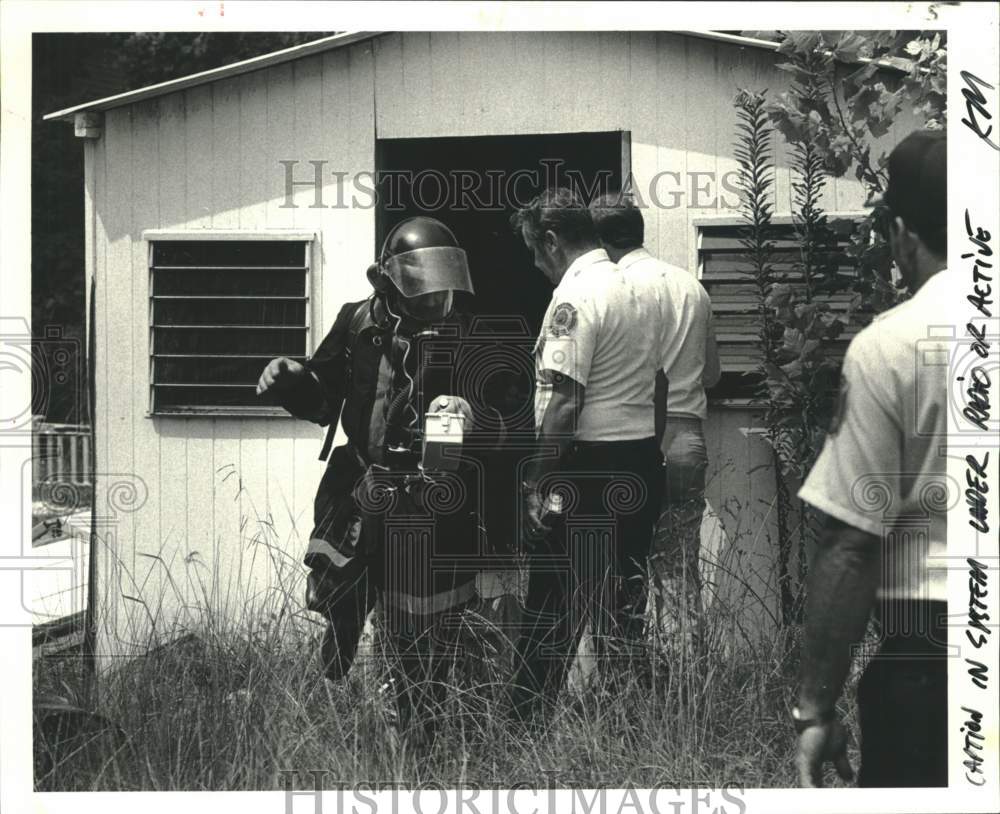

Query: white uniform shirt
left=535, top=248, right=670, bottom=442
left=798, top=269, right=953, bottom=601
left=618, top=248, right=715, bottom=420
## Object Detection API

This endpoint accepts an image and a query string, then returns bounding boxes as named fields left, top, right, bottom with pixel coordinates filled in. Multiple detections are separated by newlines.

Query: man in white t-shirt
left=591, top=193, right=721, bottom=664
left=507, top=188, right=669, bottom=721
left=793, top=130, right=950, bottom=788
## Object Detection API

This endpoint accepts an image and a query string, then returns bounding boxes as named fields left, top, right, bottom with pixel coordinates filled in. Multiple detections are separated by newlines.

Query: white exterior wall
left=88, top=32, right=915, bottom=662
left=90, top=42, right=376, bottom=660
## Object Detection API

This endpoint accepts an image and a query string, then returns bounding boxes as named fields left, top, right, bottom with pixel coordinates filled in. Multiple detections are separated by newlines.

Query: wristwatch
left=792, top=706, right=835, bottom=734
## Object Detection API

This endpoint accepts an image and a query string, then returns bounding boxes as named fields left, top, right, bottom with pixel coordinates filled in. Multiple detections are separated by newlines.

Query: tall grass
left=33, top=459, right=864, bottom=791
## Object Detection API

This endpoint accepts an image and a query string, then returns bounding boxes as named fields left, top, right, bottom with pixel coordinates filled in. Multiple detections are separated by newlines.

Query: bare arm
left=524, top=375, right=585, bottom=487
left=521, top=375, right=585, bottom=542
left=798, top=515, right=880, bottom=718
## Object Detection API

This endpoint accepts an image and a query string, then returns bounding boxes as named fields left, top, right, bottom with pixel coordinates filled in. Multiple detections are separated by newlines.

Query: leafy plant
left=732, top=88, right=798, bottom=627
left=767, top=30, right=948, bottom=314
left=764, top=40, right=849, bottom=481
left=732, top=31, right=948, bottom=620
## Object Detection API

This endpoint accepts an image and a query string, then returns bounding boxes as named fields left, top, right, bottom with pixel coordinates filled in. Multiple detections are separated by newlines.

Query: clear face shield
left=380, top=246, right=475, bottom=321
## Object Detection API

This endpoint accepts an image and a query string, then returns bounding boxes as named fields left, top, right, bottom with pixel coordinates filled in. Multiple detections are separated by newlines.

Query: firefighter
left=256, top=216, right=503, bottom=742
left=794, top=130, right=950, bottom=787
left=508, top=189, right=668, bottom=720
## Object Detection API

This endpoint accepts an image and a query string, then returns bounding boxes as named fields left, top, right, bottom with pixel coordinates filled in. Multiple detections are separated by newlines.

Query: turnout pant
left=510, top=437, right=663, bottom=717
left=312, top=561, right=473, bottom=738
left=857, top=598, right=948, bottom=787
left=306, top=452, right=478, bottom=738
left=377, top=597, right=470, bottom=737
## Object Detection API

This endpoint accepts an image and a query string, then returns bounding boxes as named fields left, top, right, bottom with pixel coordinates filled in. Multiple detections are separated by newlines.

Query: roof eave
left=43, top=30, right=380, bottom=122
left=45, top=28, right=910, bottom=123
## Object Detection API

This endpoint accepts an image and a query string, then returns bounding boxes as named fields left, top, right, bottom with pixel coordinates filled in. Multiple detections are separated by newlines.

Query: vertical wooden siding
left=93, top=33, right=915, bottom=656
left=368, top=31, right=894, bottom=635
left=93, top=43, right=376, bottom=662
left=371, top=31, right=884, bottom=270
left=702, top=408, right=784, bottom=636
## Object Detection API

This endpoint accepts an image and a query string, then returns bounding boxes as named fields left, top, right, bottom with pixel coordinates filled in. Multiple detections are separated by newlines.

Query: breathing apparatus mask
left=369, top=218, right=475, bottom=473
left=370, top=217, right=474, bottom=326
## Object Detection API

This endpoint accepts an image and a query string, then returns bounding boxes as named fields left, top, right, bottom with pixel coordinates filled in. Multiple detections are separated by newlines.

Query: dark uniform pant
left=857, top=598, right=948, bottom=787
left=510, top=437, right=664, bottom=717
left=313, top=560, right=472, bottom=737
left=306, top=448, right=477, bottom=738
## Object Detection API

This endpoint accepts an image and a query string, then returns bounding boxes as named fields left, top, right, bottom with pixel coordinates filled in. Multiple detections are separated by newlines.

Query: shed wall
left=92, top=42, right=377, bottom=654
left=88, top=31, right=915, bottom=659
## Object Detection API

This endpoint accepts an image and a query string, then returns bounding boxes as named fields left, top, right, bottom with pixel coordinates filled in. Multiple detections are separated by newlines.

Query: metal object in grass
left=33, top=693, right=125, bottom=782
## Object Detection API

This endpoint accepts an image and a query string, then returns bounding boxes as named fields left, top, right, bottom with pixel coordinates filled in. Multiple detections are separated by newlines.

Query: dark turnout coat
left=280, top=298, right=517, bottom=668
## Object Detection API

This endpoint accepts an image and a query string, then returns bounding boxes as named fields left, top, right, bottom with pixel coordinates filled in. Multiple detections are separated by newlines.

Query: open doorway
left=375, top=132, right=630, bottom=565
left=375, top=131, right=630, bottom=335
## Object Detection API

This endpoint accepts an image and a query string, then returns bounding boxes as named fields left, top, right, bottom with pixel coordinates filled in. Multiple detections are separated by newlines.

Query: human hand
left=256, top=357, right=306, bottom=397
left=521, top=486, right=550, bottom=548
left=796, top=718, right=854, bottom=788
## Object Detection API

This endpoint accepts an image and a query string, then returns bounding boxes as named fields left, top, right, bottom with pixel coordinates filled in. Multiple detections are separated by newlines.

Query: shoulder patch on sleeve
left=549, top=302, right=578, bottom=337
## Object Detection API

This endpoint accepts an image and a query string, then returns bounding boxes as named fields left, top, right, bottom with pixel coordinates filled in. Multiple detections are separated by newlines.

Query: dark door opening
left=375, top=131, right=629, bottom=335
left=374, top=133, right=629, bottom=562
